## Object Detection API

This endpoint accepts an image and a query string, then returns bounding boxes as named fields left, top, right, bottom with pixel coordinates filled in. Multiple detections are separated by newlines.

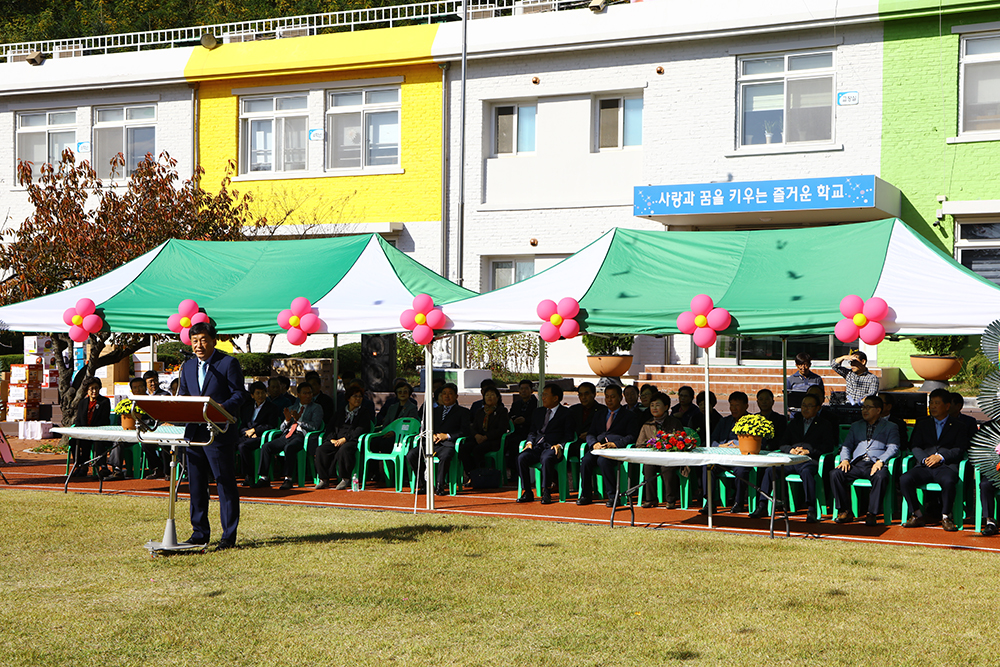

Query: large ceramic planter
left=120, top=413, right=137, bottom=430
left=909, top=355, right=962, bottom=382
left=737, top=435, right=762, bottom=455
left=586, top=355, right=634, bottom=378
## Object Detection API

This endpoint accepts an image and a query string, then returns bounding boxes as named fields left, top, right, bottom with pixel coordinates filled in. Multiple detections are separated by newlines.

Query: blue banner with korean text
left=634, top=175, right=876, bottom=217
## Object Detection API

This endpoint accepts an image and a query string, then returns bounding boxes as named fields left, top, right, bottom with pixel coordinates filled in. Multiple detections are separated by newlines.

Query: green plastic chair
left=360, top=417, right=420, bottom=491
left=516, top=440, right=569, bottom=502
left=777, top=451, right=836, bottom=518
left=483, top=420, right=515, bottom=473
left=900, top=455, right=969, bottom=530
left=255, top=423, right=324, bottom=488
left=408, top=436, right=464, bottom=496
left=835, top=453, right=901, bottom=525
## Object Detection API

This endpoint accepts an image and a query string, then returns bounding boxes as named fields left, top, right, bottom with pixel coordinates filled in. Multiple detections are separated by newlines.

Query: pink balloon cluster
left=168, top=299, right=210, bottom=346
left=400, top=294, right=446, bottom=346
left=536, top=298, right=581, bottom=343
left=63, top=298, right=104, bottom=343
left=835, top=295, right=888, bottom=345
left=677, top=295, right=732, bottom=349
left=278, top=297, right=322, bottom=346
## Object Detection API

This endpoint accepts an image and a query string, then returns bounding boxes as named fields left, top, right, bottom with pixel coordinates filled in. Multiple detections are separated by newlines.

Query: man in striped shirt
left=831, top=351, right=880, bottom=405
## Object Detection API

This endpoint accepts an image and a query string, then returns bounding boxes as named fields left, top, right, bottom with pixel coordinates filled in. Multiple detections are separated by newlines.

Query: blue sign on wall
left=634, top=175, right=876, bottom=217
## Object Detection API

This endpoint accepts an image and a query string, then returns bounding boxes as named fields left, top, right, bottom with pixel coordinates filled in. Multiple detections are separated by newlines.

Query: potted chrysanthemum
left=731, top=414, right=775, bottom=455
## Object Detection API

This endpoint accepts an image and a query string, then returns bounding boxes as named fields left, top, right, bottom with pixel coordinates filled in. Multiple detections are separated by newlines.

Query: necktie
left=198, top=360, right=208, bottom=392
left=543, top=408, right=552, bottom=430
left=443, top=405, right=452, bottom=420
left=606, top=409, right=614, bottom=431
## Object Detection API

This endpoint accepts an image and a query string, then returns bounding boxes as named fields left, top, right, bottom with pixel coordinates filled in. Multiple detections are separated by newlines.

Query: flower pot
left=586, top=355, right=634, bottom=378
left=764, top=132, right=773, bottom=144
left=909, top=355, right=963, bottom=382
left=737, top=434, right=762, bottom=456
left=120, top=413, right=136, bottom=430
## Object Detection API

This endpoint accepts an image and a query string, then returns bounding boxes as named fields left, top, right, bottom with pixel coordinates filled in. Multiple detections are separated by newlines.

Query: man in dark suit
left=879, top=393, right=909, bottom=450
left=516, top=383, right=574, bottom=505
left=901, top=388, right=969, bottom=531
left=69, top=378, right=112, bottom=478
left=305, top=370, right=336, bottom=427
left=578, top=385, right=637, bottom=507
left=756, top=389, right=787, bottom=445
left=237, top=381, right=283, bottom=485
left=749, top=393, right=836, bottom=522
left=507, top=379, right=537, bottom=481
left=832, top=395, right=900, bottom=526
left=950, top=392, right=979, bottom=441
left=178, top=322, right=248, bottom=550
left=404, top=382, right=471, bottom=496
left=568, top=382, right=599, bottom=442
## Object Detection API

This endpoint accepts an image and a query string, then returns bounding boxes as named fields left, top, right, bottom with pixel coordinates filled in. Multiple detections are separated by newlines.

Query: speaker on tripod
left=361, top=334, right=397, bottom=392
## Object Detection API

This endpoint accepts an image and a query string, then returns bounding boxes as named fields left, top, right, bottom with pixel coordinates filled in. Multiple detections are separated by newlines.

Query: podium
left=129, top=396, right=237, bottom=555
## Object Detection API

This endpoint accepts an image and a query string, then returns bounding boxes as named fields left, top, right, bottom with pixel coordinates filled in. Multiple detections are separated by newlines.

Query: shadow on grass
left=240, top=522, right=477, bottom=550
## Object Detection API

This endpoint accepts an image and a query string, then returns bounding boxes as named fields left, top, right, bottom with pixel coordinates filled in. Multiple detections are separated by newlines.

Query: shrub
left=582, top=334, right=635, bottom=356
left=466, top=333, right=540, bottom=375
left=0, top=354, right=24, bottom=372
left=397, top=332, right=423, bottom=372
left=911, top=335, right=967, bottom=356
left=233, top=353, right=283, bottom=377
left=155, top=341, right=190, bottom=368
left=955, top=351, right=993, bottom=394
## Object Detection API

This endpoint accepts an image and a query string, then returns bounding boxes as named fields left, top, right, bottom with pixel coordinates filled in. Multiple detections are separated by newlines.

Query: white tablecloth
left=594, top=447, right=811, bottom=468
left=52, top=425, right=187, bottom=445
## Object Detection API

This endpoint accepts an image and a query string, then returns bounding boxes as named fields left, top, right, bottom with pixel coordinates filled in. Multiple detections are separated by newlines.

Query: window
left=491, top=259, right=534, bottom=290
left=493, top=103, right=536, bottom=155
left=239, top=94, right=308, bottom=173
left=596, top=96, right=642, bottom=150
left=714, top=335, right=850, bottom=363
left=960, top=34, right=1000, bottom=134
left=326, top=87, right=400, bottom=170
left=16, top=110, right=76, bottom=180
left=93, top=105, right=156, bottom=177
left=955, top=220, right=1000, bottom=285
left=738, top=51, right=834, bottom=147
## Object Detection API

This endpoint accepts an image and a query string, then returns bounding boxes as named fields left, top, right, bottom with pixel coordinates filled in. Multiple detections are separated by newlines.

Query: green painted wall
left=880, top=1, right=1000, bottom=19
left=878, top=8, right=1000, bottom=375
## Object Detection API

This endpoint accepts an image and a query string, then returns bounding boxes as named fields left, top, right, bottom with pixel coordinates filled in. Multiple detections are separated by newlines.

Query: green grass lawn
left=1, top=489, right=996, bottom=666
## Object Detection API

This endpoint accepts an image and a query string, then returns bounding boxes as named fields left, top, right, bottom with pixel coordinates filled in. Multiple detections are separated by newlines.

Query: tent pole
left=705, top=349, right=712, bottom=529
left=781, top=336, right=788, bottom=419
left=538, top=338, right=546, bottom=390
left=425, top=343, right=435, bottom=511
left=332, top=334, right=339, bottom=416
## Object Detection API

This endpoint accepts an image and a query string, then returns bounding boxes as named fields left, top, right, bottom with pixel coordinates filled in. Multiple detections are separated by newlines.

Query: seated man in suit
left=756, top=388, right=786, bottom=445
left=879, top=393, right=909, bottom=450
left=901, top=388, right=969, bottom=531
left=636, top=392, right=685, bottom=509
left=517, top=383, right=574, bottom=505
left=507, top=379, right=537, bottom=482
left=669, top=385, right=702, bottom=430
left=832, top=395, right=900, bottom=526
left=252, top=382, right=324, bottom=490
left=701, top=391, right=751, bottom=514
left=237, top=381, right=283, bottom=486
left=305, top=370, right=336, bottom=428
left=405, top=382, right=471, bottom=495
left=369, top=381, right=421, bottom=456
left=578, top=384, right=638, bottom=507
left=623, top=385, right=640, bottom=413
left=806, top=384, right=839, bottom=431
left=695, top=390, right=723, bottom=444
left=749, top=393, right=836, bottom=522
left=267, top=376, right=295, bottom=410
left=69, top=378, right=112, bottom=478
left=568, top=382, right=599, bottom=442
left=143, top=370, right=170, bottom=396
left=315, top=385, right=376, bottom=490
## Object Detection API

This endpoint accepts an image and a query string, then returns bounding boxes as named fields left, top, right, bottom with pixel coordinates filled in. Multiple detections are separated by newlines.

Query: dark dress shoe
left=146, top=470, right=165, bottom=480
left=698, top=506, right=714, bottom=515
left=186, top=535, right=209, bottom=545
left=748, top=506, right=768, bottom=519
left=279, top=478, right=294, bottom=490
left=805, top=508, right=819, bottom=523
left=640, top=500, right=656, bottom=509
left=576, top=496, right=592, bottom=506
left=250, top=479, right=270, bottom=489
left=215, top=539, right=237, bottom=551
left=834, top=511, right=854, bottom=524
left=335, top=479, right=350, bottom=491
left=664, top=501, right=677, bottom=510
left=981, top=521, right=998, bottom=536
left=730, top=503, right=746, bottom=514
left=435, top=487, right=449, bottom=496
left=516, top=491, right=534, bottom=503
left=865, top=513, right=878, bottom=527
left=605, top=499, right=616, bottom=508
left=541, top=492, right=554, bottom=505
left=315, top=479, right=329, bottom=490
left=904, top=515, right=926, bottom=528
left=941, top=516, right=958, bottom=532
left=241, top=479, right=253, bottom=488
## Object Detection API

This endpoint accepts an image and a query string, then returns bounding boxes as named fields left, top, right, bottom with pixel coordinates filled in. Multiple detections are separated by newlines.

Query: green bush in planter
left=911, top=335, right=967, bottom=357
left=582, top=334, right=635, bottom=356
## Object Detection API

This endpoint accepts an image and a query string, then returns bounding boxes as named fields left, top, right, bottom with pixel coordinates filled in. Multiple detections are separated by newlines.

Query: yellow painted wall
left=196, top=64, right=441, bottom=226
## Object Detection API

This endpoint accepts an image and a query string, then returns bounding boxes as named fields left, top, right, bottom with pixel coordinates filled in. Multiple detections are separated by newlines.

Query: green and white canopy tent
left=442, top=218, right=1000, bottom=336
left=0, top=234, right=473, bottom=335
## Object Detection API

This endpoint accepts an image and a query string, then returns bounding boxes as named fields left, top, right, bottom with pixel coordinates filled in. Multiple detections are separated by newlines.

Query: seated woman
left=669, top=385, right=703, bottom=428
left=462, top=385, right=509, bottom=476
left=636, top=392, right=684, bottom=509
left=314, top=386, right=375, bottom=490
left=69, top=378, right=112, bottom=478
left=367, top=381, right=421, bottom=455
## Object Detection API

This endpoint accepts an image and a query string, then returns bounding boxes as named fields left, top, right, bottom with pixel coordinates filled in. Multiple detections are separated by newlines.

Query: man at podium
left=179, top=322, right=248, bottom=550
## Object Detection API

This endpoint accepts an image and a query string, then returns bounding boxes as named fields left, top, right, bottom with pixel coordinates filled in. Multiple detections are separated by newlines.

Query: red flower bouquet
left=645, top=429, right=697, bottom=452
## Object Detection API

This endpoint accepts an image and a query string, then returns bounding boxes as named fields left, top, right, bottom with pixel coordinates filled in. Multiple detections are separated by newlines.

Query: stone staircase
left=637, top=365, right=884, bottom=397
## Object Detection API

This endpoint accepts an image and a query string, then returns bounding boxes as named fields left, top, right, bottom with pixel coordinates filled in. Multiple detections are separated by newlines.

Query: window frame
left=954, top=217, right=1000, bottom=285
left=491, top=102, right=537, bottom=157
left=959, top=32, right=1000, bottom=136
left=324, top=85, right=402, bottom=171
left=15, top=109, right=77, bottom=180
left=92, top=103, right=157, bottom=178
left=593, top=94, right=643, bottom=151
left=238, top=93, right=309, bottom=175
left=490, top=258, right=535, bottom=291
left=737, top=49, right=836, bottom=149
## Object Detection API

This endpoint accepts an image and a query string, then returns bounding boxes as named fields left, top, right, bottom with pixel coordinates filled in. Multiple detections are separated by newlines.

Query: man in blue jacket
left=832, top=395, right=900, bottom=526
left=178, top=322, right=248, bottom=550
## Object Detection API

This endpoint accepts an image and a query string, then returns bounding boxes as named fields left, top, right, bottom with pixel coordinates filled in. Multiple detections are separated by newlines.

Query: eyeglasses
left=861, top=405, right=879, bottom=411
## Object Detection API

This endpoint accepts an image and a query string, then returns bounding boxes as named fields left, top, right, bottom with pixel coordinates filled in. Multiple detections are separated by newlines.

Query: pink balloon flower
left=63, top=298, right=104, bottom=342
left=167, top=300, right=210, bottom=346
left=835, top=295, right=889, bottom=345
left=676, top=295, right=731, bottom=349
left=536, top=298, right=581, bottom=342
left=400, top=294, right=448, bottom=346
left=278, top=297, right=322, bottom=346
